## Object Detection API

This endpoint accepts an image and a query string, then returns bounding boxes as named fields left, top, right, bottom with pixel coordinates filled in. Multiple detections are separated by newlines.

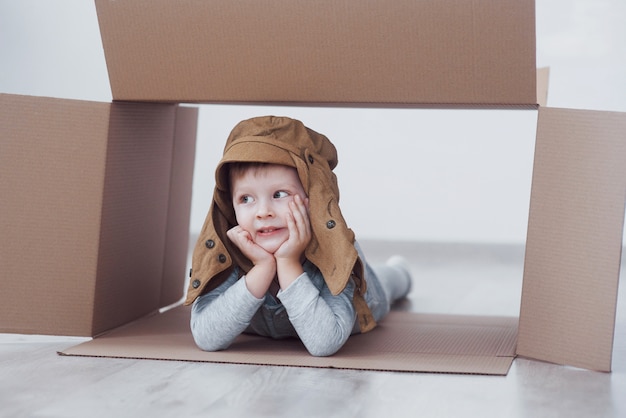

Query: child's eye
left=240, top=195, right=254, bottom=204
left=273, top=191, right=289, bottom=199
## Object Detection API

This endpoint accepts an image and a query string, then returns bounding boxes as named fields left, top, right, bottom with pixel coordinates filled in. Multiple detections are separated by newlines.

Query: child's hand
left=275, top=194, right=311, bottom=263
left=227, top=225, right=274, bottom=266
left=227, top=225, right=276, bottom=299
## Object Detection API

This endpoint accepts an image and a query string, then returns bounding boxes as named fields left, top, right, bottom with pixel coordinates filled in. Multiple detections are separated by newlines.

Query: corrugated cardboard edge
left=60, top=306, right=517, bottom=375
left=517, top=107, right=626, bottom=372
left=536, top=67, right=550, bottom=107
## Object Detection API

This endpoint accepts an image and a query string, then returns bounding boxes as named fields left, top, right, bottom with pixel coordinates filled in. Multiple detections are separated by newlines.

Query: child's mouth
left=258, top=227, right=282, bottom=235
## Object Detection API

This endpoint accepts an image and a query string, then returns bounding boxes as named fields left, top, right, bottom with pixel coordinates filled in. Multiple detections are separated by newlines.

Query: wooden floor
left=1, top=240, right=625, bottom=418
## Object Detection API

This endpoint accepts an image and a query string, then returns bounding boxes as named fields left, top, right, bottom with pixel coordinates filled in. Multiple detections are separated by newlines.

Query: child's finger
left=289, top=201, right=308, bottom=237
left=289, top=204, right=310, bottom=249
left=298, top=195, right=310, bottom=224
left=293, top=195, right=310, bottom=229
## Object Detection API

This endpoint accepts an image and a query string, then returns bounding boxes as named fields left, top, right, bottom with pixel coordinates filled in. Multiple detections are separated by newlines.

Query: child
left=185, top=116, right=412, bottom=356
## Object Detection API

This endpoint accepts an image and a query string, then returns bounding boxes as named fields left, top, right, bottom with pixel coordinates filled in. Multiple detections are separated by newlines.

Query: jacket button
left=191, top=279, right=201, bottom=289
left=218, top=254, right=227, bottom=263
left=326, top=220, right=336, bottom=229
left=205, top=239, right=215, bottom=249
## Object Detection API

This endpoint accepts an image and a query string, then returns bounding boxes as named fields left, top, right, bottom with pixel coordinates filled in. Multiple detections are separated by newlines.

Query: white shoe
left=386, top=255, right=413, bottom=298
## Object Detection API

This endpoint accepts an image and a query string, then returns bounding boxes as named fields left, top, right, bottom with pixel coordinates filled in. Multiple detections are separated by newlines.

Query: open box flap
left=91, top=103, right=198, bottom=334
left=517, top=107, right=626, bottom=371
left=160, top=106, right=198, bottom=308
left=0, top=94, right=110, bottom=335
left=94, top=0, right=536, bottom=106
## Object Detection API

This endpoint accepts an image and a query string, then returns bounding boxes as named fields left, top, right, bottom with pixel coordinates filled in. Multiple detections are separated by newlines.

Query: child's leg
left=371, top=256, right=412, bottom=305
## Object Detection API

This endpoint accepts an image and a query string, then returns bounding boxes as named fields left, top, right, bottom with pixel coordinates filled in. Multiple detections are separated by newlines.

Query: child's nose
left=256, top=201, right=274, bottom=218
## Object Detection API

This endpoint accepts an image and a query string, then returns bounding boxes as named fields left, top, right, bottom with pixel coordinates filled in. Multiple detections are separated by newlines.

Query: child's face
left=231, top=164, right=308, bottom=254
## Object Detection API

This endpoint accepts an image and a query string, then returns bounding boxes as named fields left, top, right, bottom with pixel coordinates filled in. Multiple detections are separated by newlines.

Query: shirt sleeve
left=190, top=271, right=264, bottom=351
left=277, top=272, right=356, bottom=356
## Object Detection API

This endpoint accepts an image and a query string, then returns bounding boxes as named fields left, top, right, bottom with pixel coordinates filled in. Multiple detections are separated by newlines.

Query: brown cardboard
left=0, top=94, right=197, bottom=337
left=160, top=106, right=198, bottom=307
left=536, top=67, right=550, bottom=107
left=3, top=1, right=625, bottom=375
left=517, top=107, right=626, bottom=372
left=94, top=0, right=537, bottom=106
left=60, top=305, right=518, bottom=375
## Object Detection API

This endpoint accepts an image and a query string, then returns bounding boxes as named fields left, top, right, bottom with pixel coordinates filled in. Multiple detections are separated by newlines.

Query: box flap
left=0, top=94, right=109, bottom=335
left=95, top=0, right=536, bottom=106
left=92, top=102, right=181, bottom=335
left=160, top=106, right=198, bottom=307
left=517, top=107, right=626, bottom=371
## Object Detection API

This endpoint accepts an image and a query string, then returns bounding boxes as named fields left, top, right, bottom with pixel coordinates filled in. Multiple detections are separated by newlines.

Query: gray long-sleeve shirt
left=190, top=245, right=390, bottom=356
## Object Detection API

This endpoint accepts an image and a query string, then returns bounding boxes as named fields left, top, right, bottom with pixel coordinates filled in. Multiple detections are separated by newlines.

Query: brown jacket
left=184, top=116, right=376, bottom=332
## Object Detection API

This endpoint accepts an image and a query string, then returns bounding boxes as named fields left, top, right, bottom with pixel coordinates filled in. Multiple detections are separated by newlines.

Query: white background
left=1, top=0, right=625, bottom=244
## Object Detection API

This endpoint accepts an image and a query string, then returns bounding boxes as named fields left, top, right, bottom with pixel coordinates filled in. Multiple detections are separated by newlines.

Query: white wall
left=1, top=0, right=625, bottom=244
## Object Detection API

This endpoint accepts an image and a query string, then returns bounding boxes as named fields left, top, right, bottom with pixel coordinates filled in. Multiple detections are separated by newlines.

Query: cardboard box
left=0, top=94, right=198, bottom=336
left=5, top=0, right=626, bottom=374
